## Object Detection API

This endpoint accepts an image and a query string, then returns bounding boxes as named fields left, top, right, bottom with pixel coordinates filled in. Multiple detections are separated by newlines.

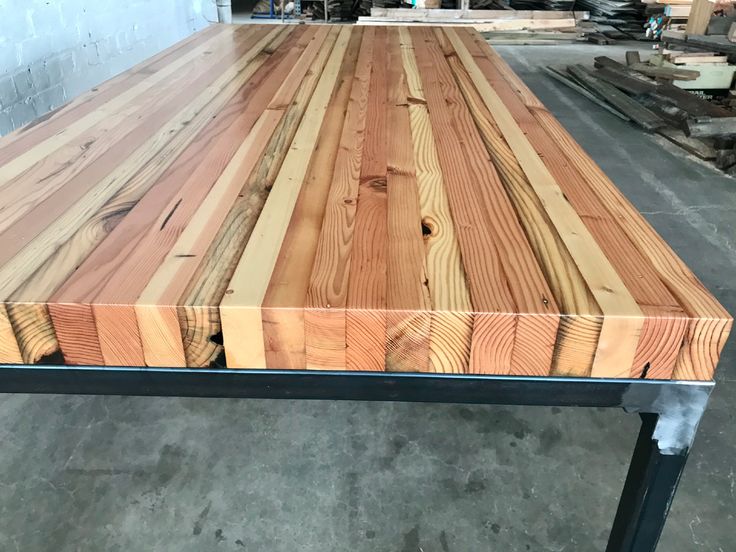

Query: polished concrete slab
left=0, top=41, right=734, bottom=552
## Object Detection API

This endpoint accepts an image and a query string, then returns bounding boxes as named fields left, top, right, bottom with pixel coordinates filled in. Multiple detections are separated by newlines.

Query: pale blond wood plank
left=686, top=0, right=715, bottom=34
left=357, top=18, right=578, bottom=31
left=369, top=8, right=587, bottom=19
left=0, top=305, right=22, bottom=363
left=5, top=303, right=58, bottom=364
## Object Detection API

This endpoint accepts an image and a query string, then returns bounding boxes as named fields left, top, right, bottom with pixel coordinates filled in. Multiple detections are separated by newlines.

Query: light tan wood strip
left=0, top=306, right=23, bottom=363
left=304, top=27, right=375, bottom=370
left=259, top=27, right=364, bottom=371
left=4, top=303, right=59, bottom=364
left=399, top=27, right=472, bottom=374
left=446, top=27, right=644, bottom=377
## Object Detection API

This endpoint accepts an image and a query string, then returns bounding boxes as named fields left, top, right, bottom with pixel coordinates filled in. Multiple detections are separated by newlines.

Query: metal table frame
left=0, top=365, right=713, bottom=552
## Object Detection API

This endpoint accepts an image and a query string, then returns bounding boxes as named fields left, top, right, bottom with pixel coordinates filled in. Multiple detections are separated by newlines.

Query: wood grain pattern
left=399, top=27, right=472, bottom=374
left=344, top=27, right=389, bottom=372
left=304, top=27, right=375, bottom=370
left=259, top=27, right=364, bottom=370
left=460, top=31, right=687, bottom=379
left=0, top=24, right=729, bottom=381
left=219, top=26, right=350, bottom=368
left=446, top=28, right=645, bottom=378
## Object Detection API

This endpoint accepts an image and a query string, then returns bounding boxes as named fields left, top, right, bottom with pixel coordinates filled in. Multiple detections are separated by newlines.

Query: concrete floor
left=1, top=41, right=734, bottom=551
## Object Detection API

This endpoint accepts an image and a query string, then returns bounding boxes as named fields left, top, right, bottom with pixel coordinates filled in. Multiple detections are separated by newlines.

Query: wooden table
left=0, top=23, right=730, bottom=551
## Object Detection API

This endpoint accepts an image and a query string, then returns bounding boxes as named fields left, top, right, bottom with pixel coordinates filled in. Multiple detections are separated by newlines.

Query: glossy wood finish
left=0, top=24, right=730, bottom=379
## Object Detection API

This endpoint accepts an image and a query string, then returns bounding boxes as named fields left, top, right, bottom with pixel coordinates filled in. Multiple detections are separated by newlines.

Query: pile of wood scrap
left=357, top=7, right=588, bottom=31
left=655, top=49, right=736, bottom=89
left=662, top=29, right=736, bottom=54
left=547, top=53, right=736, bottom=172
left=482, top=29, right=586, bottom=43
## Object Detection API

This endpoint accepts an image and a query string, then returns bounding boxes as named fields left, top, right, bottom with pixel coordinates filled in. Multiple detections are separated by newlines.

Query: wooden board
left=0, top=24, right=730, bottom=380
left=357, top=18, right=580, bottom=32
left=368, top=8, right=590, bottom=19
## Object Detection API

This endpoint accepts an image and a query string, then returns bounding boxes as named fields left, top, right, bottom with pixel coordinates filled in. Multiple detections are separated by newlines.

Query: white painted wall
left=0, top=0, right=217, bottom=135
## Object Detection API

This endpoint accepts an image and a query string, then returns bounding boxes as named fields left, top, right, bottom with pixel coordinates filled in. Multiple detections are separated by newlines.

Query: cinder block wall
left=0, top=0, right=216, bottom=136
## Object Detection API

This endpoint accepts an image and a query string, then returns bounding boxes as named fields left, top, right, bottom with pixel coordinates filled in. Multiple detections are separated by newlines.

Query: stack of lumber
left=578, top=0, right=648, bottom=35
left=578, top=0, right=643, bottom=19
left=357, top=7, right=587, bottom=30
left=662, top=29, right=736, bottom=54
left=509, top=0, right=575, bottom=9
left=546, top=53, right=736, bottom=171
left=482, top=29, right=586, bottom=43
left=0, top=25, right=729, bottom=380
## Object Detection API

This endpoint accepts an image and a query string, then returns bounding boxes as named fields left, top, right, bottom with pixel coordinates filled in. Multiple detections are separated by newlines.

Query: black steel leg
left=607, top=384, right=711, bottom=552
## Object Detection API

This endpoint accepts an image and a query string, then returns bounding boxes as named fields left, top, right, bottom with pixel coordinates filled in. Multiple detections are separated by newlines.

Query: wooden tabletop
left=0, top=24, right=730, bottom=380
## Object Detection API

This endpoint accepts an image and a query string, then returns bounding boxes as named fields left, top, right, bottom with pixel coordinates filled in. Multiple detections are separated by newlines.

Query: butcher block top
left=0, top=24, right=730, bottom=380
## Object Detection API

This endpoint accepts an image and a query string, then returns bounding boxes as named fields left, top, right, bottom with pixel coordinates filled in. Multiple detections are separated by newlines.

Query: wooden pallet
left=0, top=24, right=730, bottom=379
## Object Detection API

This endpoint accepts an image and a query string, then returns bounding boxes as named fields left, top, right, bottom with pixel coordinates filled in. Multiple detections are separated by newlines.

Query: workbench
left=0, top=23, right=731, bottom=551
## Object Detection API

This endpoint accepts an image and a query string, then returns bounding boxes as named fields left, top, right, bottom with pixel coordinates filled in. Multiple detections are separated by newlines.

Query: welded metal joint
left=621, top=380, right=712, bottom=455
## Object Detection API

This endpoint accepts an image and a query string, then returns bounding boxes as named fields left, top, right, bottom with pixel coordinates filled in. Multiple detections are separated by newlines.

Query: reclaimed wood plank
left=411, top=26, right=560, bottom=375
left=449, top=28, right=645, bottom=377
left=304, top=27, right=375, bottom=370
left=46, top=26, right=304, bottom=365
left=399, top=27, right=473, bottom=374
left=473, top=29, right=730, bottom=379
left=258, top=27, right=364, bottom=370
left=216, top=26, right=350, bottom=369
left=343, top=27, right=389, bottom=373
left=384, top=28, right=431, bottom=373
